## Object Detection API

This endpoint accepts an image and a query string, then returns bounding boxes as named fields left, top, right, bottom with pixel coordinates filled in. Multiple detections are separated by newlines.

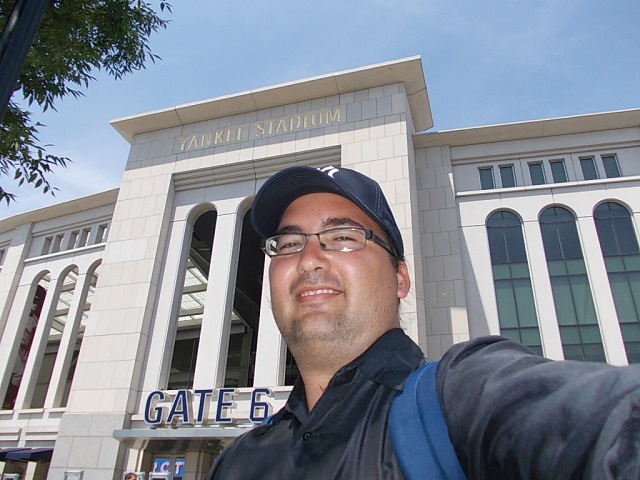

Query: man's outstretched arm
left=437, top=336, right=640, bottom=480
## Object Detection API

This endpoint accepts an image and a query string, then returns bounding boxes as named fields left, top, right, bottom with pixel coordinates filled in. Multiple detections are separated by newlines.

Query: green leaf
left=1, top=0, right=170, bottom=204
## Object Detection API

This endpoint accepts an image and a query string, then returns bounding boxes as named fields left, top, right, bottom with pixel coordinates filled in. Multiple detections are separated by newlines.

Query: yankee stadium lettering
left=178, top=106, right=342, bottom=152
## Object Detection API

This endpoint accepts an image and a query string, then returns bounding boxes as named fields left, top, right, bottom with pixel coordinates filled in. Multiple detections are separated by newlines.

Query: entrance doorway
left=133, top=439, right=222, bottom=480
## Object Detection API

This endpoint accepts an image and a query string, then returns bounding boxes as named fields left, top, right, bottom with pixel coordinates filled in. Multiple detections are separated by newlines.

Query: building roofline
left=413, top=108, right=640, bottom=148
left=0, top=189, right=119, bottom=234
left=111, top=56, right=433, bottom=142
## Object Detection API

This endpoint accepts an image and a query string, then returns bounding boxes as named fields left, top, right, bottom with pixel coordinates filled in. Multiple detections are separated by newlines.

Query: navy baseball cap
left=251, top=165, right=404, bottom=257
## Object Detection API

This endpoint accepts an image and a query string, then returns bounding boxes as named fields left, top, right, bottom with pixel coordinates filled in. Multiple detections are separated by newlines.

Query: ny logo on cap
left=318, top=165, right=339, bottom=178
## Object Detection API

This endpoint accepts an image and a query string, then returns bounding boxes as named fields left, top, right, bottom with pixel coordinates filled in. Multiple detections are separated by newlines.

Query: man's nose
left=297, top=235, right=330, bottom=272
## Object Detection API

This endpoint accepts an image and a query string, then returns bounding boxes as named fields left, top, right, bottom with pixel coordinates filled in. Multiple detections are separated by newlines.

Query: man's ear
left=396, top=260, right=411, bottom=299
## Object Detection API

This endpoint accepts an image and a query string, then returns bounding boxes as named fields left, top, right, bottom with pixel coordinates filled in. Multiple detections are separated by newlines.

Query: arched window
left=594, top=202, right=640, bottom=363
left=487, top=211, right=542, bottom=355
left=168, top=210, right=217, bottom=390
left=30, top=268, right=79, bottom=408
left=3, top=277, right=49, bottom=410
left=59, top=266, right=99, bottom=407
left=539, top=207, right=605, bottom=362
left=224, top=209, right=264, bottom=387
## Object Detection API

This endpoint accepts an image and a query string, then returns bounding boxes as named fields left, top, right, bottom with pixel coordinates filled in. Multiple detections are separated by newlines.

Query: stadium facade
left=0, top=56, right=638, bottom=479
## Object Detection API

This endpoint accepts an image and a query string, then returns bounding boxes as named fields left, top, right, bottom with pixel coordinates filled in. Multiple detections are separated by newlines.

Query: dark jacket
left=438, top=336, right=640, bottom=479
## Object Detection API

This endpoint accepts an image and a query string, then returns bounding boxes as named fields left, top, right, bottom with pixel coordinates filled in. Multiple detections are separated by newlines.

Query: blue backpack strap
left=389, top=361, right=467, bottom=480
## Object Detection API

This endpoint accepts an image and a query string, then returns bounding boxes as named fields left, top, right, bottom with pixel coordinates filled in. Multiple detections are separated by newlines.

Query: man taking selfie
left=206, top=165, right=640, bottom=479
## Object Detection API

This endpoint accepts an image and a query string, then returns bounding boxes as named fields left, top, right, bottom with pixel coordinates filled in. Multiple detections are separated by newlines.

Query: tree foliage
left=0, top=0, right=170, bottom=204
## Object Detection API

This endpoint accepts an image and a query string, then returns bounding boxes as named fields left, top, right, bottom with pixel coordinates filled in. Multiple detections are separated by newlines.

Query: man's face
left=268, top=192, right=410, bottom=358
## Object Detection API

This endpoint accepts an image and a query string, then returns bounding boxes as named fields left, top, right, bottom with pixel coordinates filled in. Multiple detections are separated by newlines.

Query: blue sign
left=144, top=388, right=273, bottom=427
left=153, top=457, right=184, bottom=478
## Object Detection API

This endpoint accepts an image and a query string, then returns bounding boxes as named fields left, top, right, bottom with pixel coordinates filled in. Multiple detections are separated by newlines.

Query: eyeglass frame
left=261, top=227, right=398, bottom=258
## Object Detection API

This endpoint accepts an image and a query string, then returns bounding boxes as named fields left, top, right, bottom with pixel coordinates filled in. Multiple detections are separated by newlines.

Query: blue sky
left=2, top=0, right=639, bottom=217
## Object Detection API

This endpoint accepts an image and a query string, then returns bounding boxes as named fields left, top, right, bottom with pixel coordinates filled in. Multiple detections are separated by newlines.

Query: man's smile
left=297, top=288, right=341, bottom=299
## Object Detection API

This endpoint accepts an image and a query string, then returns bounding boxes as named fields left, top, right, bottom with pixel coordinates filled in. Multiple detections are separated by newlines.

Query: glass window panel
left=520, top=328, right=542, bottom=347
left=609, top=273, right=639, bottom=323
left=487, top=211, right=521, bottom=228
left=547, top=261, right=567, bottom=276
left=560, top=326, right=581, bottom=344
left=558, top=224, right=584, bottom=260
left=495, top=281, right=518, bottom=327
left=595, top=203, right=639, bottom=256
left=544, top=206, right=575, bottom=223
left=566, top=259, right=586, bottom=275
left=563, top=344, right=583, bottom=361
left=624, top=256, right=640, bottom=271
left=549, top=160, right=568, bottom=183
left=492, top=264, right=511, bottom=280
left=513, top=278, right=538, bottom=327
left=605, top=257, right=625, bottom=272
left=479, top=167, right=495, bottom=190
left=594, top=201, right=626, bottom=219
left=488, top=212, right=528, bottom=264
left=580, top=325, right=602, bottom=342
left=528, top=163, right=546, bottom=185
left=487, top=228, right=508, bottom=264
left=623, top=343, right=640, bottom=364
left=505, top=227, right=527, bottom=263
left=570, top=274, right=598, bottom=325
left=593, top=202, right=612, bottom=218
left=614, top=221, right=640, bottom=256
left=500, top=329, right=521, bottom=344
left=609, top=202, right=628, bottom=216
left=582, top=344, right=606, bottom=362
left=596, top=218, right=619, bottom=256
left=499, top=165, right=516, bottom=188
left=528, top=345, right=544, bottom=356
left=580, top=157, right=598, bottom=180
left=510, top=263, right=530, bottom=278
left=628, top=270, right=640, bottom=303
left=540, top=223, right=563, bottom=261
left=602, top=155, right=621, bottom=178
left=552, top=276, right=578, bottom=325
left=167, top=337, right=199, bottom=390
left=621, top=324, right=640, bottom=341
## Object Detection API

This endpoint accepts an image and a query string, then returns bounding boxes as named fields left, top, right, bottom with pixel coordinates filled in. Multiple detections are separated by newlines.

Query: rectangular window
left=549, top=160, right=568, bottom=183
left=602, top=154, right=621, bottom=178
left=0, top=248, right=5, bottom=267
left=528, top=162, right=546, bottom=185
left=78, top=227, right=91, bottom=248
left=67, top=230, right=79, bottom=250
left=479, top=167, right=495, bottom=190
left=95, top=223, right=109, bottom=244
left=42, top=236, right=52, bottom=255
left=580, top=157, right=598, bottom=180
left=51, top=234, right=64, bottom=253
left=499, top=165, right=516, bottom=188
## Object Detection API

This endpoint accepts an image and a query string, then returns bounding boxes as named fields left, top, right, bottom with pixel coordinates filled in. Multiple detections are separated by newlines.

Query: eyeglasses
left=262, top=227, right=397, bottom=258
